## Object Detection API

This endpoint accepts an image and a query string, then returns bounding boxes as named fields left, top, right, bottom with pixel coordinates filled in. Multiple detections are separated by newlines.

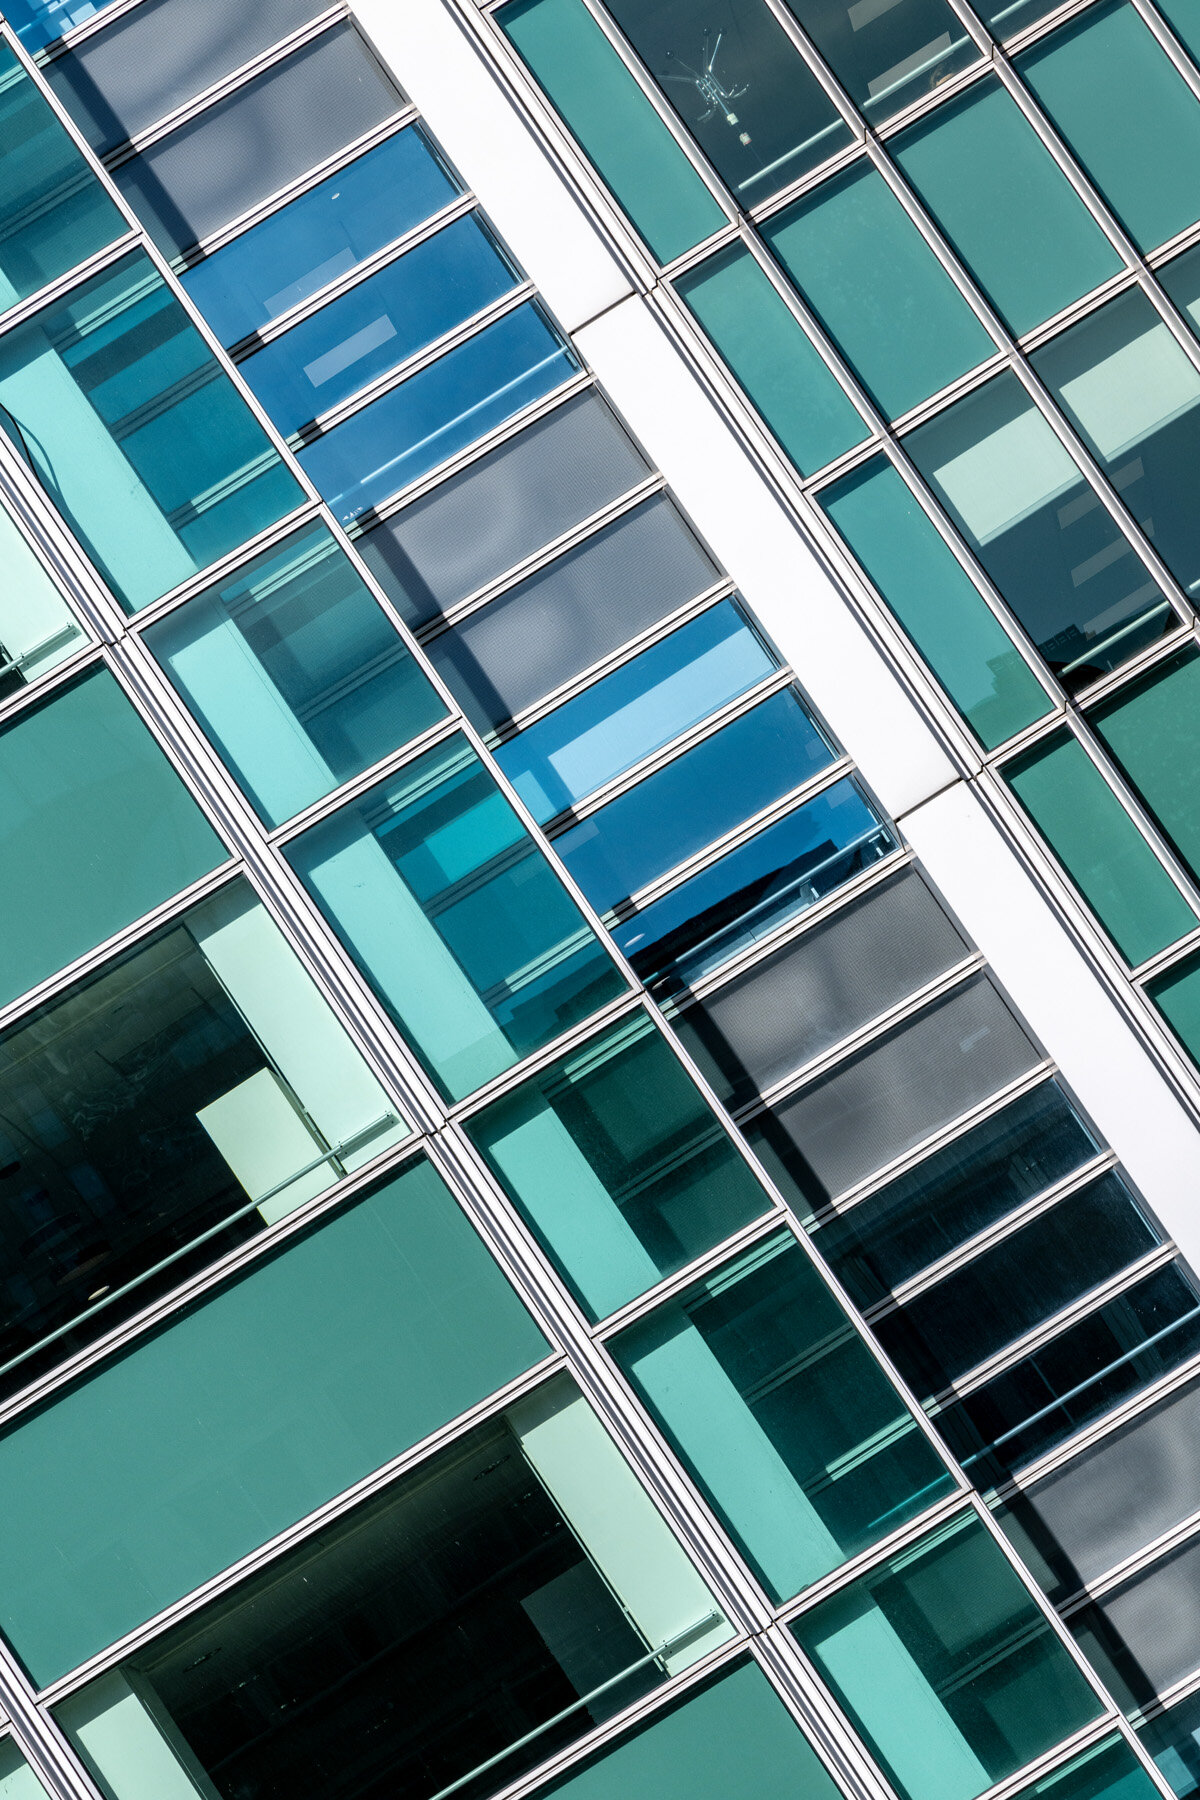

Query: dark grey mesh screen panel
left=757, top=977, right=1039, bottom=1202
left=425, top=494, right=719, bottom=732
left=357, top=393, right=651, bottom=627
left=46, top=0, right=331, bottom=152
left=1074, top=1540, right=1200, bottom=1708
left=672, top=870, right=969, bottom=1109
left=114, top=26, right=402, bottom=257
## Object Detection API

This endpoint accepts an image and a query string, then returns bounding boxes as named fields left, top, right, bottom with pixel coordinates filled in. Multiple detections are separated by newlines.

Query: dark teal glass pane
left=614, top=1230, right=954, bottom=1600
left=300, top=301, right=577, bottom=522
left=781, top=0, right=977, bottom=121
left=677, top=242, right=868, bottom=474
left=1149, top=949, right=1200, bottom=1072
left=822, top=455, right=1050, bottom=747
left=0, top=250, right=301, bottom=611
left=1020, top=1, right=1200, bottom=253
left=1158, top=0, right=1200, bottom=64
left=1012, top=1737, right=1159, bottom=1800
left=468, top=1010, right=771, bottom=1319
left=182, top=127, right=459, bottom=347
left=793, top=1513, right=1102, bottom=1800
left=145, top=523, right=447, bottom=827
left=892, top=80, right=1122, bottom=335
left=1139, top=1694, right=1200, bottom=1797
left=501, top=0, right=727, bottom=262
left=1092, top=648, right=1200, bottom=884
left=1161, top=241, right=1200, bottom=351
left=0, top=41, right=125, bottom=306
left=763, top=165, right=994, bottom=418
left=286, top=734, right=627, bottom=1100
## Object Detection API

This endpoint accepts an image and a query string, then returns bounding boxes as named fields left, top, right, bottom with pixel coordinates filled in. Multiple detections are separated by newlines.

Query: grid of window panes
left=0, top=3, right=1188, bottom=1800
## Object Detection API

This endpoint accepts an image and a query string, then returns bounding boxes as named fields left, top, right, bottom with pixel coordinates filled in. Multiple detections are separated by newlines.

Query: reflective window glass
left=892, top=80, right=1122, bottom=336
left=300, top=301, right=577, bottom=522
left=285, top=734, right=627, bottom=1101
left=59, top=1377, right=731, bottom=1800
left=1157, top=0, right=1200, bottom=64
left=604, top=0, right=853, bottom=201
left=2, top=0, right=120, bottom=53
left=906, top=372, right=1173, bottom=689
left=613, top=1230, right=954, bottom=1601
left=1161, top=240, right=1200, bottom=351
left=1013, top=1738, right=1156, bottom=1800
left=0, top=1740, right=51, bottom=1799
left=145, top=524, right=447, bottom=828
left=1092, top=648, right=1200, bottom=884
left=781, top=0, right=977, bottom=121
left=0, top=496, right=88, bottom=696
left=1148, top=947, right=1200, bottom=1073
left=1070, top=1543, right=1200, bottom=1715
left=468, top=1010, right=771, bottom=1320
left=0, top=251, right=302, bottom=611
left=763, top=166, right=994, bottom=418
left=182, top=128, right=459, bottom=348
left=792, top=1513, right=1101, bottom=1800
left=1139, top=1694, right=1200, bottom=1798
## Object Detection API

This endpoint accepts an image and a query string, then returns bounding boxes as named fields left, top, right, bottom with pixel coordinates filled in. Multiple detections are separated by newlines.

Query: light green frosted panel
left=59, top=1674, right=215, bottom=1800
left=1093, top=651, right=1200, bottom=882
left=501, top=0, right=726, bottom=263
left=1006, top=731, right=1198, bottom=965
left=0, top=668, right=225, bottom=1007
left=1149, top=952, right=1200, bottom=1071
left=763, top=165, right=994, bottom=418
left=0, top=1158, right=548, bottom=1685
left=676, top=242, right=868, bottom=475
left=0, top=1740, right=51, bottom=1800
left=540, top=1661, right=843, bottom=1800
left=822, top=456, right=1050, bottom=747
left=1020, top=2, right=1200, bottom=252
left=892, top=81, right=1122, bottom=335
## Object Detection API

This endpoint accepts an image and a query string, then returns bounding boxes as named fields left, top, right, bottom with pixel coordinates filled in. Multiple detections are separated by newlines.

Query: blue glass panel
left=181, top=128, right=459, bottom=346
left=300, top=302, right=577, bottom=522
left=616, top=777, right=896, bottom=993
left=494, top=602, right=777, bottom=821
left=242, top=216, right=518, bottom=437
left=555, top=690, right=834, bottom=912
left=2, top=0, right=119, bottom=52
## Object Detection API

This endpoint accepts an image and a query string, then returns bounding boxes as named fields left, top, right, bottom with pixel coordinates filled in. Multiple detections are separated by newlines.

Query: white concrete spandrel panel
left=575, top=294, right=958, bottom=820
left=904, top=780, right=1200, bottom=1267
left=350, top=0, right=633, bottom=332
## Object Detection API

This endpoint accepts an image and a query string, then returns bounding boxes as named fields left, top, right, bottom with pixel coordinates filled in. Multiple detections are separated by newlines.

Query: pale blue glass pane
left=0, top=251, right=301, bottom=611
left=145, top=524, right=447, bottom=827
left=556, top=689, right=834, bottom=912
left=892, top=80, right=1122, bottom=336
left=285, top=734, right=626, bottom=1100
left=243, top=216, right=519, bottom=436
left=1020, top=2, right=1200, bottom=253
left=495, top=602, right=776, bottom=821
left=616, top=777, right=896, bottom=994
left=181, top=127, right=459, bottom=346
left=300, top=302, right=577, bottom=522
left=782, top=0, right=977, bottom=122
left=763, top=165, right=993, bottom=418
left=2, top=0, right=119, bottom=52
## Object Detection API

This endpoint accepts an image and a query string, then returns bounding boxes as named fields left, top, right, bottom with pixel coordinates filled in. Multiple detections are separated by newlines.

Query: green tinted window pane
left=468, top=1012, right=771, bottom=1321
left=540, top=1661, right=842, bottom=1800
left=1020, top=2, right=1200, bottom=253
left=822, top=456, right=1050, bottom=747
left=763, top=165, right=993, bottom=419
left=501, top=0, right=726, bottom=262
left=793, top=1514, right=1102, bottom=1800
left=0, top=1157, right=548, bottom=1686
left=1161, top=241, right=1200, bottom=348
left=892, top=81, right=1122, bottom=336
left=0, top=495, right=88, bottom=692
left=677, top=242, right=867, bottom=474
left=613, top=1230, right=954, bottom=1602
left=0, top=668, right=224, bottom=1007
left=0, top=1740, right=51, bottom=1800
left=781, top=0, right=977, bottom=122
left=1006, top=730, right=1197, bottom=965
left=1013, top=1737, right=1162, bottom=1800
left=1137, top=1692, right=1200, bottom=1796
left=1093, top=650, right=1200, bottom=883
left=1148, top=950, right=1200, bottom=1070
left=1157, top=0, right=1200, bottom=64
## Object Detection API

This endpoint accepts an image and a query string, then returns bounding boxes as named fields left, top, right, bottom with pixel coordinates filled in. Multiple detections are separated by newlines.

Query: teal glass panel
left=1013, top=1738, right=1160, bottom=1800
left=0, top=1740, right=51, bottom=1799
left=1138, top=1693, right=1200, bottom=1796
left=822, top=455, right=1050, bottom=747
left=285, top=733, right=627, bottom=1101
left=613, top=1230, right=954, bottom=1602
left=0, top=41, right=124, bottom=308
left=0, top=251, right=301, bottom=611
left=676, top=242, right=868, bottom=474
left=144, top=523, right=447, bottom=828
left=4, top=0, right=120, bottom=52
left=468, top=1010, right=771, bottom=1320
left=793, top=1513, right=1102, bottom=1800
left=0, top=668, right=225, bottom=1007
left=1006, top=729, right=1198, bottom=965
left=1020, top=2, right=1200, bottom=253
left=0, top=1155, right=548, bottom=1686
left=763, top=165, right=993, bottom=419
left=1161, top=241, right=1200, bottom=349
left=538, top=1661, right=844, bottom=1800
left=0, top=494, right=89, bottom=695
left=501, top=0, right=727, bottom=263
left=1092, top=649, right=1200, bottom=883
left=1158, top=0, right=1200, bottom=64
left=1149, top=950, right=1200, bottom=1072
left=781, top=0, right=977, bottom=123
left=892, top=80, right=1122, bottom=335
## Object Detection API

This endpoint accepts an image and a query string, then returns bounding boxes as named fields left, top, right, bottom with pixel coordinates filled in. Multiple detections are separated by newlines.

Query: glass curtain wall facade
left=0, top=4, right=1190, bottom=1800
